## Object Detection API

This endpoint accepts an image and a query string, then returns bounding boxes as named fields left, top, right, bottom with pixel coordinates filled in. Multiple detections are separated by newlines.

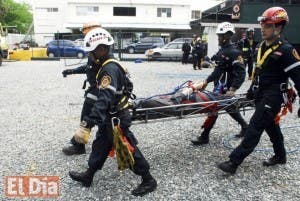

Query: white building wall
left=204, top=26, right=219, bottom=58
left=66, top=4, right=190, bottom=23
left=32, top=0, right=196, bottom=45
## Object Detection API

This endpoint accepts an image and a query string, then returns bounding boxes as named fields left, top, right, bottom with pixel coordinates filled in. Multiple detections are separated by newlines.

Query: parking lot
left=0, top=60, right=299, bottom=201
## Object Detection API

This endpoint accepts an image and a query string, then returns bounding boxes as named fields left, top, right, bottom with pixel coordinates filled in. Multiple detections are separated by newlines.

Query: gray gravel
left=0, top=59, right=299, bottom=201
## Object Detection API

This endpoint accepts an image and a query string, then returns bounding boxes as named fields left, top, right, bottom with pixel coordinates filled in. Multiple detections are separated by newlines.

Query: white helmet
left=216, top=22, right=235, bottom=34
left=83, top=27, right=114, bottom=51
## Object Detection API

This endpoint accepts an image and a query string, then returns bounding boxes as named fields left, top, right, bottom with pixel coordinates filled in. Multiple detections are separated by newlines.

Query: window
left=63, top=40, right=75, bottom=47
left=140, top=38, right=153, bottom=43
left=113, top=7, right=136, bottom=16
left=166, top=43, right=178, bottom=49
left=36, top=7, right=58, bottom=12
left=157, top=8, right=171, bottom=17
left=47, top=8, right=58, bottom=12
left=76, top=6, right=99, bottom=16
left=191, top=10, right=201, bottom=19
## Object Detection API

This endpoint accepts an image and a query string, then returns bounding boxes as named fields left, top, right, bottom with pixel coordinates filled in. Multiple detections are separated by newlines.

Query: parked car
left=171, top=37, right=193, bottom=43
left=74, top=38, right=84, bottom=48
left=46, top=40, right=86, bottom=58
left=125, top=37, right=164, bottom=54
left=145, top=42, right=191, bottom=60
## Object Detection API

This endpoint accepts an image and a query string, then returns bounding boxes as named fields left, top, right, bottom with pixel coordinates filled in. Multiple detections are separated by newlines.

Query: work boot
left=131, top=178, right=157, bottom=197
left=69, top=168, right=96, bottom=187
left=191, top=135, right=209, bottom=145
left=217, top=160, right=238, bottom=174
left=263, top=155, right=286, bottom=167
left=235, top=126, right=248, bottom=138
left=62, top=145, right=86, bottom=156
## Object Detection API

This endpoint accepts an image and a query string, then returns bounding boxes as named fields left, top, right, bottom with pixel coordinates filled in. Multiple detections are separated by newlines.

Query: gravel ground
left=0, top=59, right=299, bottom=201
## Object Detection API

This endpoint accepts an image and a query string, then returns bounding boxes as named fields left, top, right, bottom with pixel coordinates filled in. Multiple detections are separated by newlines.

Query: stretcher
left=130, top=88, right=255, bottom=124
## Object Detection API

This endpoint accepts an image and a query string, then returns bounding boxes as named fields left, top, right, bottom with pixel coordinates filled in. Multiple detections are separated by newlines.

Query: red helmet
left=258, top=7, right=289, bottom=25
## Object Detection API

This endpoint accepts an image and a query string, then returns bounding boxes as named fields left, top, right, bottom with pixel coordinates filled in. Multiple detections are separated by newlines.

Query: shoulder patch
left=292, top=49, right=300, bottom=61
left=100, top=75, right=112, bottom=88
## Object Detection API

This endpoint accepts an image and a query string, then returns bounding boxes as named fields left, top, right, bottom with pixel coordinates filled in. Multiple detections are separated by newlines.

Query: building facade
left=32, top=0, right=205, bottom=46
left=191, top=0, right=300, bottom=57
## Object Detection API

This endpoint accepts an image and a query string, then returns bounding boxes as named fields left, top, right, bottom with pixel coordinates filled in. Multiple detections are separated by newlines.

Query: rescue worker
left=61, top=22, right=102, bottom=155
left=182, top=39, right=191, bottom=64
left=191, top=37, right=204, bottom=70
left=190, top=22, right=248, bottom=145
left=218, top=7, right=300, bottom=174
left=68, top=28, right=157, bottom=196
left=238, top=28, right=257, bottom=79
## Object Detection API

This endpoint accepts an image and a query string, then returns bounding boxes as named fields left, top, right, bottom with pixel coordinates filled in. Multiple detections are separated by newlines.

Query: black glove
left=62, top=69, right=74, bottom=77
left=171, top=93, right=185, bottom=104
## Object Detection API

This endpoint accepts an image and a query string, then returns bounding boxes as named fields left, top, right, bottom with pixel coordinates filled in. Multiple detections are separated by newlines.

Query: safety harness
left=97, top=58, right=135, bottom=112
left=251, top=41, right=281, bottom=79
left=274, top=82, right=296, bottom=124
left=96, top=58, right=136, bottom=171
left=252, top=41, right=296, bottom=123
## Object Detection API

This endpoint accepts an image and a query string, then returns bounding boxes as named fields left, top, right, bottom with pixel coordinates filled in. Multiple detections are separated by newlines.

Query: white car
left=145, top=42, right=189, bottom=60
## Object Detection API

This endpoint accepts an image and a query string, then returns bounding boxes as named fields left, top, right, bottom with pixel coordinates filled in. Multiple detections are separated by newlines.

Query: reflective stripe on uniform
left=284, top=61, right=300, bottom=72
left=86, top=93, right=98, bottom=101
left=232, top=60, right=240, bottom=65
left=99, top=84, right=123, bottom=95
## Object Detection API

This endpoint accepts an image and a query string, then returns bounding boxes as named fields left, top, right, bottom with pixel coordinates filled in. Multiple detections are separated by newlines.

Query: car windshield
left=63, top=40, right=75, bottom=47
left=140, top=37, right=162, bottom=43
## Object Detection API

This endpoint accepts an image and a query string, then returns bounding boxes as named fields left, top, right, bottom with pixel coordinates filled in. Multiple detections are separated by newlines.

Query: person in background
left=238, top=28, right=258, bottom=79
left=191, top=36, right=205, bottom=70
left=182, top=39, right=191, bottom=64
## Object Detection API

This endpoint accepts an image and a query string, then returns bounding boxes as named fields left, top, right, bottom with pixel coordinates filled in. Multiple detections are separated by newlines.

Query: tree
left=0, top=0, right=32, bottom=33
left=0, top=0, right=9, bottom=20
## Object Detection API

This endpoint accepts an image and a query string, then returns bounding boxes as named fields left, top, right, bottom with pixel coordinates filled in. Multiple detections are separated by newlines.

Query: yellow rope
left=112, top=122, right=135, bottom=171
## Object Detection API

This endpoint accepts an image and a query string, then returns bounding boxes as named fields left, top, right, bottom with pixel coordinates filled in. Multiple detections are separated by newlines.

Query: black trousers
left=229, top=90, right=286, bottom=165
left=182, top=52, right=189, bottom=64
left=192, top=52, right=203, bottom=68
left=88, top=112, right=150, bottom=176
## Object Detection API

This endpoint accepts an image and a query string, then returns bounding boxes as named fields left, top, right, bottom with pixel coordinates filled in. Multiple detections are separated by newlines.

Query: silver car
left=145, top=42, right=190, bottom=60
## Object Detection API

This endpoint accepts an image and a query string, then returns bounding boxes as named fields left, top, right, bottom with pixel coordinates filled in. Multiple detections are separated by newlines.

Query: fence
left=6, top=31, right=198, bottom=63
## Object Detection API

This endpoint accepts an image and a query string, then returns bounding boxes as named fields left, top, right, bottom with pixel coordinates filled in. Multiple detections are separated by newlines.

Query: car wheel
left=48, top=52, right=55, bottom=58
left=153, top=52, right=161, bottom=57
left=77, top=52, right=84, bottom=59
left=128, top=47, right=135, bottom=54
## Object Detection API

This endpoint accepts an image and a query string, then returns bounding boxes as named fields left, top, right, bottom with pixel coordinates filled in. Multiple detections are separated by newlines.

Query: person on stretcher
left=173, top=22, right=249, bottom=145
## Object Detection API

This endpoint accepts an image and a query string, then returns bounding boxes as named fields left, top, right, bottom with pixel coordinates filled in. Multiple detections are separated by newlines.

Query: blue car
left=46, top=40, right=87, bottom=58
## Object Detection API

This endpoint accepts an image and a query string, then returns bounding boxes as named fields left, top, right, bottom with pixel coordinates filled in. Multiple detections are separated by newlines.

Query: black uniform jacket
left=71, top=56, right=100, bottom=88
left=83, top=60, right=129, bottom=128
left=206, top=43, right=246, bottom=90
left=255, top=38, right=300, bottom=94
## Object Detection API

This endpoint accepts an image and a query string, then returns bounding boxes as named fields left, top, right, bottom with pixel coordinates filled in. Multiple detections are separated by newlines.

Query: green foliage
left=0, top=0, right=32, bottom=33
